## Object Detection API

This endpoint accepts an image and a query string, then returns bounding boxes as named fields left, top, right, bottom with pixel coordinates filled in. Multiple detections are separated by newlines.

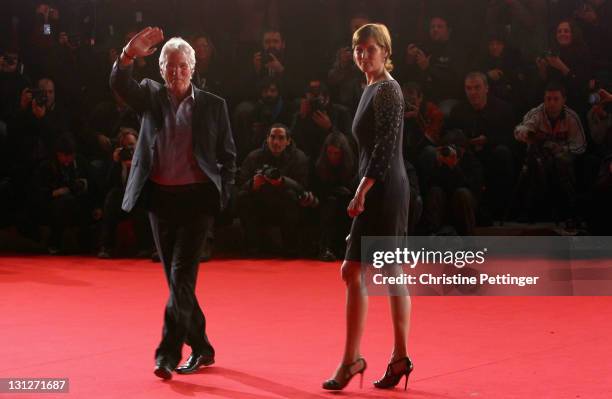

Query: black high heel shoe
left=322, top=358, right=367, bottom=391
left=373, top=357, right=413, bottom=390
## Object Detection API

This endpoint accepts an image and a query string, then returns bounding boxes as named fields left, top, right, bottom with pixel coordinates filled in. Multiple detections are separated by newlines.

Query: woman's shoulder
left=373, top=79, right=402, bottom=104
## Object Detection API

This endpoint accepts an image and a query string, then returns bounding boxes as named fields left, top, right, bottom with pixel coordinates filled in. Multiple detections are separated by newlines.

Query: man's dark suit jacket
left=109, top=61, right=236, bottom=213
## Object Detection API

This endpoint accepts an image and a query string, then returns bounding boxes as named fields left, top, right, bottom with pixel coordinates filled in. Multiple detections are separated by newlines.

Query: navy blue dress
left=345, top=79, right=410, bottom=262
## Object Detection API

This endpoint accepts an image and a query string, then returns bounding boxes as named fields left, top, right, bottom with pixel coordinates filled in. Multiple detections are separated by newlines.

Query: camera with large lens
left=69, top=178, right=88, bottom=196
left=438, top=145, right=454, bottom=157
left=256, top=164, right=282, bottom=181
left=119, top=145, right=135, bottom=162
left=30, top=88, right=47, bottom=106
left=261, top=48, right=280, bottom=65
left=308, top=96, right=326, bottom=114
left=543, top=48, right=559, bottom=58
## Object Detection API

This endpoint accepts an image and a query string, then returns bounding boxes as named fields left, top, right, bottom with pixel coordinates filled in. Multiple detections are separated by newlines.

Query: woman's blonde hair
left=352, top=23, right=393, bottom=72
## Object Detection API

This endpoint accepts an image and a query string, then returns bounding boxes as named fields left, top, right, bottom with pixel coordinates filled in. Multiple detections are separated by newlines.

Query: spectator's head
left=402, top=81, right=424, bottom=110
left=117, top=127, right=138, bottom=166
left=54, top=134, right=76, bottom=166
left=429, top=16, right=451, bottom=43
left=352, top=23, right=393, bottom=73
left=37, top=78, right=55, bottom=109
left=349, top=13, right=371, bottom=34
left=316, top=133, right=355, bottom=184
left=317, top=132, right=355, bottom=177
left=267, top=123, right=291, bottom=156
left=262, top=28, right=285, bottom=53
left=304, top=79, right=330, bottom=108
left=0, top=48, right=20, bottom=73
left=159, top=37, right=195, bottom=96
left=487, top=32, right=506, bottom=58
left=464, top=72, right=489, bottom=110
left=555, top=20, right=583, bottom=48
left=544, top=82, right=567, bottom=118
left=258, top=77, right=281, bottom=104
left=191, top=34, right=215, bottom=65
left=117, top=127, right=138, bottom=148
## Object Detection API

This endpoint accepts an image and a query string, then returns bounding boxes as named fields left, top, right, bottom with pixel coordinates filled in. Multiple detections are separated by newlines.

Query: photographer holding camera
left=514, top=83, right=586, bottom=224
left=291, top=79, right=353, bottom=162
left=398, top=16, right=465, bottom=108
left=236, top=123, right=311, bottom=256
left=239, top=28, right=301, bottom=101
left=233, top=77, right=293, bottom=163
left=97, top=128, right=152, bottom=259
left=420, top=130, right=484, bottom=236
left=16, top=77, right=70, bottom=159
left=0, top=48, right=29, bottom=121
left=535, top=20, right=591, bottom=113
left=447, top=72, right=516, bottom=220
left=587, top=88, right=612, bottom=156
left=33, top=134, right=101, bottom=254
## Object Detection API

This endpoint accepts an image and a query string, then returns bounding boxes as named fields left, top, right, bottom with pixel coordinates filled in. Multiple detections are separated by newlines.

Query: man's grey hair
left=465, top=71, right=488, bottom=87
left=158, top=37, right=196, bottom=76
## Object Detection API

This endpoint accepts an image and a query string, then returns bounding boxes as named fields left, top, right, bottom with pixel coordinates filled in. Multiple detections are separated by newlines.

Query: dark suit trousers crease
left=148, top=182, right=217, bottom=367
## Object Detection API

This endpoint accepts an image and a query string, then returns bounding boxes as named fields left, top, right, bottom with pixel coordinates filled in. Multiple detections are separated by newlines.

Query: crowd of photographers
left=1, top=0, right=612, bottom=260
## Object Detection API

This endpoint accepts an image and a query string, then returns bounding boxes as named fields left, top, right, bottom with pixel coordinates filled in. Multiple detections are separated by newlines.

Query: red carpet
left=1, top=254, right=611, bottom=398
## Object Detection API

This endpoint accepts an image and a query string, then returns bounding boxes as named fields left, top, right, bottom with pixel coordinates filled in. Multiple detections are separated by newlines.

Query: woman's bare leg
left=388, top=294, right=411, bottom=361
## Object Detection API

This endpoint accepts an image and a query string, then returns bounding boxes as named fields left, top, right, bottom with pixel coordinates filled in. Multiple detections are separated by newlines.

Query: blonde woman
left=322, top=23, right=413, bottom=391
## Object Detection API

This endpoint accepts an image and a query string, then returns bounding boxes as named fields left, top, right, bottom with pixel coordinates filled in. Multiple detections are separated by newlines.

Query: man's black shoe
left=154, top=359, right=173, bottom=380
left=175, top=353, right=215, bottom=374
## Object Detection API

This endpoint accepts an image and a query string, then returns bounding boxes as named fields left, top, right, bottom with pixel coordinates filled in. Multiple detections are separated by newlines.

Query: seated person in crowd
left=189, top=33, right=226, bottom=98
left=573, top=0, right=612, bottom=75
left=86, top=91, right=140, bottom=159
left=97, top=128, right=152, bottom=259
left=447, top=72, right=516, bottom=219
left=514, top=83, right=586, bottom=223
left=13, top=77, right=71, bottom=166
left=419, top=130, right=484, bottom=236
left=401, top=81, right=444, bottom=177
left=0, top=48, right=30, bottom=121
left=33, top=135, right=101, bottom=254
left=399, top=15, right=466, bottom=111
left=236, top=124, right=311, bottom=256
left=310, top=132, right=357, bottom=261
left=238, top=28, right=302, bottom=101
left=291, top=78, right=353, bottom=163
left=474, top=32, right=527, bottom=112
left=327, top=12, right=370, bottom=112
left=11, top=77, right=73, bottom=231
left=233, top=77, right=293, bottom=163
left=587, top=88, right=612, bottom=157
left=535, top=20, right=592, bottom=113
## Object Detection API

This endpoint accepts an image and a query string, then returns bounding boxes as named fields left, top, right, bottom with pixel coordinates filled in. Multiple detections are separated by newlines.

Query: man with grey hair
left=110, top=26, right=236, bottom=379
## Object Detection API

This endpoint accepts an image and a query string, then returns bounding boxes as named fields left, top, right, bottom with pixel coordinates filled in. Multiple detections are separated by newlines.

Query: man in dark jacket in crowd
left=447, top=72, right=516, bottom=219
left=291, top=79, right=353, bottom=163
left=236, top=123, right=311, bottom=256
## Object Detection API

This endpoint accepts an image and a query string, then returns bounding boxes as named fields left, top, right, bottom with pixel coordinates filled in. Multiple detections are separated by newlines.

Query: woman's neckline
left=366, top=78, right=395, bottom=87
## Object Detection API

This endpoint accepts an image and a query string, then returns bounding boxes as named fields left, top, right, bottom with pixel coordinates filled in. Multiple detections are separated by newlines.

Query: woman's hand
left=347, top=192, right=365, bottom=218
left=545, top=56, right=570, bottom=75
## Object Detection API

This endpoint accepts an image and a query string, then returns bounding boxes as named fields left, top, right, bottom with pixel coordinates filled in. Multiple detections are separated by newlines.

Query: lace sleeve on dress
left=364, top=81, right=403, bottom=180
